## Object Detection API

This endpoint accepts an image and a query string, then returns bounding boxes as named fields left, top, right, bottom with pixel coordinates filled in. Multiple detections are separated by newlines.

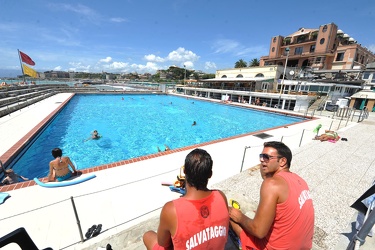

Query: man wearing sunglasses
left=229, top=141, right=314, bottom=249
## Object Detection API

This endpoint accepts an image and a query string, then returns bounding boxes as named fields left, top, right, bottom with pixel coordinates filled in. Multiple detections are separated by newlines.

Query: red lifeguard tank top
left=171, top=190, right=229, bottom=250
left=261, top=171, right=315, bottom=249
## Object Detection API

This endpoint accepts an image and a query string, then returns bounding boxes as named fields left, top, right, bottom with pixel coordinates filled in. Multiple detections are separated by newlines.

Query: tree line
left=234, top=58, right=260, bottom=68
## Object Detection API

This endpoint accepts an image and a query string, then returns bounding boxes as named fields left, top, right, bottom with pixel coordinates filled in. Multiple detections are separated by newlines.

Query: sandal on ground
left=92, top=224, right=102, bottom=237
left=85, top=224, right=96, bottom=239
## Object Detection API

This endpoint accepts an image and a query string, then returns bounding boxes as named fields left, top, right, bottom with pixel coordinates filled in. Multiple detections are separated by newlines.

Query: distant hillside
left=0, top=69, right=20, bottom=78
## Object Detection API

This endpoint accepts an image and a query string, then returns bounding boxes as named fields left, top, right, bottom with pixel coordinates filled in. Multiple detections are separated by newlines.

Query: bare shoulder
left=161, top=200, right=176, bottom=214
left=262, top=175, right=288, bottom=192
left=216, top=190, right=229, bottom=205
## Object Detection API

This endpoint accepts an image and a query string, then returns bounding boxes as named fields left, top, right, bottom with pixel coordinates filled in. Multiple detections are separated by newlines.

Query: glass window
left=310, top=45, right=315, bottom=53
left=272, top=47, right=275, bottom=52
left=320, top=38, right=325, bottom=45
left=294, top=47, right=303, bottom=55
left=236, top=74, right=243, bottom=78
left=336, top=52, right=345, bottom=61
left=363, top=72, right=370, bottom=79
left=322, top=25, right=327, bottom=32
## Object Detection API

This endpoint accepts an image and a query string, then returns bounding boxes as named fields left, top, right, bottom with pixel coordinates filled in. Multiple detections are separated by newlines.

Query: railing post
left=240, top=146, right=251, bottom=173
left=328, top=120, right=333, bottom=131
left=347, top=208, right=375, bottom=250
left=299, top=129, right=305, bottom=147
left=70, top=196, right=84, bottom=242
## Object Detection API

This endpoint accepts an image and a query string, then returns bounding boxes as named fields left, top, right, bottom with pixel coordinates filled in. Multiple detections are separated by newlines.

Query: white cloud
left=144, top=54, right=165, bottom=62
left=130, top=62, right=159, bottom=72
left=51, top=4, right=98, bottom=21
left=212, top=38, right=267, bottom=58
left=110, top=17, right=127, bottom=23
left=68, top=62, right=91, bottom=72
left=100, top=61, right=129, bottom=71
left=212, top=39, right=241, bottom=54
left=167, top=47, right=200, bottom=62
left=368, top=44, right=375, bottom=53
left=54, top=66, right=62, bottom=71
left=99, top=57, right=112, bottom=63
left=183, top=61, right=194, bottom=69
left=205, top=61, right=217, bottom=70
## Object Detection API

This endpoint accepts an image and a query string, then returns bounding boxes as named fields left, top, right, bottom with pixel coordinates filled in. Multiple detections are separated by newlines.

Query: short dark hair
left=184, top=148, right=213, bottom=190
left=52, top=148, right=63, bottom=158
left=263, top=141, right=292, bottom=168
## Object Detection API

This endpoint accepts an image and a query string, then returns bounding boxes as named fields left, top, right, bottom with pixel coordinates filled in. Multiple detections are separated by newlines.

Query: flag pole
left=17, top=49, right=26, bottom=83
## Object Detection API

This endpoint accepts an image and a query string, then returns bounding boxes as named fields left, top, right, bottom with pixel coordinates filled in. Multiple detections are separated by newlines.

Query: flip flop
left=85, top=224, right=96, bottom=239
left=92, top=224, right=102, bottom=237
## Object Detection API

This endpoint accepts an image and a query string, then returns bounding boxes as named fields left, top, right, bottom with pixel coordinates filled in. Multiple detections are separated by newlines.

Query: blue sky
left=0, top=0, right=374, bottom=77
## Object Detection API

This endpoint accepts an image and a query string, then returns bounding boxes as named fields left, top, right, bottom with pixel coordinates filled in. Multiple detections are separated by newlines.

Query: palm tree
left=249, top=58, right=260, bottom=67
left=235, top=59, right=247, bottom=68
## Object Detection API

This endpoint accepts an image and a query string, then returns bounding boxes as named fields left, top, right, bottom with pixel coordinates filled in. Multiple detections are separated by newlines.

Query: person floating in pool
left=157, top=144, right=170, bottom=152
left=1, top=169, right=29, bottom=185
left=48, top=148, right=81, bottom=182
left=84, top=130, right=101, bottom=141
left=192, top=121, right=197, bottom=126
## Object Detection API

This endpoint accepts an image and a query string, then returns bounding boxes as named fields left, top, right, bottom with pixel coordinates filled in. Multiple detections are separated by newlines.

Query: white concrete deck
left=0, top=93, right=366, bottom=250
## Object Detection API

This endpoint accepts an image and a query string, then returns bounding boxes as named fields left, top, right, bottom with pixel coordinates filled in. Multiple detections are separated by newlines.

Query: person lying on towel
left=314, top=130, right=340, bottom=142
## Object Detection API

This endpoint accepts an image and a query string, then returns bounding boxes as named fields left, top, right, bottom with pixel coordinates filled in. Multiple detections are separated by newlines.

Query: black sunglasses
left=259, top=153, right=282, bottom=161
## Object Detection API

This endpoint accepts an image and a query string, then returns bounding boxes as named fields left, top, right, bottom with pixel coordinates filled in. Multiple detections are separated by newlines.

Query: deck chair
left=0, top=227, right=53, bottom=250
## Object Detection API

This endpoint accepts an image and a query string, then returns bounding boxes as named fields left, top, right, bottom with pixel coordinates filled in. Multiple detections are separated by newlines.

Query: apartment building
left=260, top=22, right=375, bottom=71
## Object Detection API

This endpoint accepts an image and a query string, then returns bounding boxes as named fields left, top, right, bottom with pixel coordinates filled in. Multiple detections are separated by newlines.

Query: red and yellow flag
left=19, top=51, right=35, bottom=66
left=22, top=64, right=38, bottom=78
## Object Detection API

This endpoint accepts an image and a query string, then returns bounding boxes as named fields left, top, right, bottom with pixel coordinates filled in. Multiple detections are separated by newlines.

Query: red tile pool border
left=0, top=94, right=314, bottom=192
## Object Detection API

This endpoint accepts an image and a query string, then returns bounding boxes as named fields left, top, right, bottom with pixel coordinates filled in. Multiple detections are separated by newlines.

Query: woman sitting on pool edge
left=48, top=148, right=81, bottom=182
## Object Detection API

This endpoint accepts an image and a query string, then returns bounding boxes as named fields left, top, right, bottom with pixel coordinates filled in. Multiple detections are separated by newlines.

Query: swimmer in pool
left=48, top=148, right=81, bottom=182
left=84, top=130, right=101, bottom=141
left=157, top=145, right=171, bottom=152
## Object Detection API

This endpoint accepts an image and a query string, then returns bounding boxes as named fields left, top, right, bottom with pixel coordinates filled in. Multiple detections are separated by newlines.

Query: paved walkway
left=0, top=93, right=374, bottom=250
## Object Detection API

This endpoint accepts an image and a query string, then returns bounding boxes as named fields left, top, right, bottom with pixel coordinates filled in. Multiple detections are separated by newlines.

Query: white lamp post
left=184, top=64, right=186, bottom=85
left=277, top=47, right=290, bottom=109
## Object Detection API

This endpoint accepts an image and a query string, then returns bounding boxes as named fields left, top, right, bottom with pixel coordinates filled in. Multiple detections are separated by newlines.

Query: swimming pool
left=9, top=94, right=304, bottom=178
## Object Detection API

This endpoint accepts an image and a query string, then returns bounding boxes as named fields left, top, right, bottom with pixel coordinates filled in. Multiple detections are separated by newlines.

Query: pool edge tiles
left=0, top=94, right=314, bottom=192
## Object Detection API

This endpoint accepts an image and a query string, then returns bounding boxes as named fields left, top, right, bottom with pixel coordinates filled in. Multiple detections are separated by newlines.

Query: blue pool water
left=10, top=94, right=304, bottom=178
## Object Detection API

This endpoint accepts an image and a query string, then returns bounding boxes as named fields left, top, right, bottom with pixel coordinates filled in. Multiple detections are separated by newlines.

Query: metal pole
left=184, top=65, right=186, bottom=85
left=329, top=120, right=333, bottom=131
left=299, top=129, right=305, bottom=147
left=347, top=208, right=375, bottom=250
left=240, top=146, right=251, bottom=172
left=70, top=196, right=84, bottom=242
left=277, top=47, right=289, bottom=109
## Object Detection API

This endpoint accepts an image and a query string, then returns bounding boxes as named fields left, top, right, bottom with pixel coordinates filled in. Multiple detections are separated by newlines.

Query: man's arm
left=157, top=201, right=176, bottom=249
left=230, top=178, right=281, bottom=238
